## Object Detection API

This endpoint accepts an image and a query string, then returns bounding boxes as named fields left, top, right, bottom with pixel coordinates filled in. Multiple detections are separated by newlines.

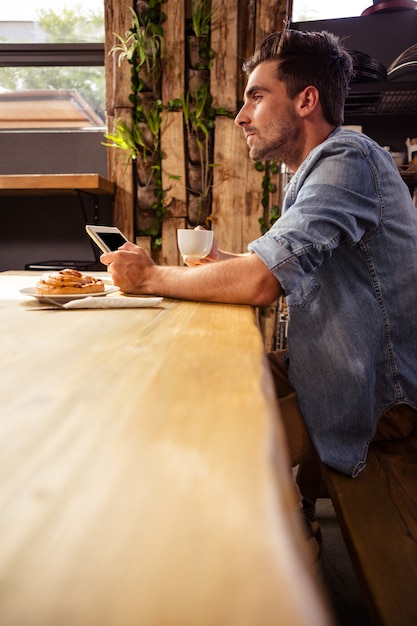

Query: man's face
left=234, top=60, right=302, bottom=166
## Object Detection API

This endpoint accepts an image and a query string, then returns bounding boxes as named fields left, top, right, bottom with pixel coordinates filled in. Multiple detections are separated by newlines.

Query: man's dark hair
left=242, top=29, right=353, bottom=126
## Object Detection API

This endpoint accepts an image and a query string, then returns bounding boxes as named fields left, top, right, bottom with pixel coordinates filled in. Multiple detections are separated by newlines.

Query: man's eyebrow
left=244, top=84, right=271, bottom=99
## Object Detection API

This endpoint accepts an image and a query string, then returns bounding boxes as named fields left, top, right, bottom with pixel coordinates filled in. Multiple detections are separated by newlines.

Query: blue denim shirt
left=249, top=127, right=417, bottom=477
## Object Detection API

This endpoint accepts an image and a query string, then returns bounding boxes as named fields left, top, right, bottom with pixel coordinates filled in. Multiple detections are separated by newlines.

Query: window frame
left=0, top=43, right=104, bottom=67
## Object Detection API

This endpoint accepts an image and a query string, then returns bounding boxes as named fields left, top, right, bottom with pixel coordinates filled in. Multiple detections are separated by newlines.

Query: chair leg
left=296, top=460, right=328, bottom=503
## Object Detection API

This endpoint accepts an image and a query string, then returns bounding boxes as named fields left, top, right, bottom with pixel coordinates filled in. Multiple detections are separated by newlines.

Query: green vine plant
left=256, top=160, right=281, bottom=234
left=191, top=0, right=214, bottom=37
left=109, top=5, right=164, bottom=88
left=256, top=159, right=285, bottom=330
left=180, top=83, right=219, bottom=223
left=189, top=0, right=217, bottom=70
left=182, top=0, right=229, bottom=225
left=103, top=118, right=141, bottom=165
left=103, top=99, right=163, bottom=164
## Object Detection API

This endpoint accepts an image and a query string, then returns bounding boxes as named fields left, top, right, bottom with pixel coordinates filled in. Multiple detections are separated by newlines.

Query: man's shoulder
left=326, top=126, right=377, bottom=151
left=309, top=127, right=385, bottom=166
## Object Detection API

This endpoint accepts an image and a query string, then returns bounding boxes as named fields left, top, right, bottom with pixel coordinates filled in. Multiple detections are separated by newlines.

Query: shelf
left=345, top=81, right=417, bottom=117
left=0, top=173, right=115, bottom=196
left=398, top=165, right=417, bottom=187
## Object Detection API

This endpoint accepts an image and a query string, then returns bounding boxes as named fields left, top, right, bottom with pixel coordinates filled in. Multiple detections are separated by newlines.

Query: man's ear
left=295, top=85, right=320, bottom=117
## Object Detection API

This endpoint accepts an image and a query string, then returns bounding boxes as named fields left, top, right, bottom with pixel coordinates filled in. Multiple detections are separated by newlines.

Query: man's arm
left=101, top=243, right=281, bottom=306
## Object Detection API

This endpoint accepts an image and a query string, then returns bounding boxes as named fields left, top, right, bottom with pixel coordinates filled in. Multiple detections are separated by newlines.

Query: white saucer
left=20, top=285, right=119, bottom=305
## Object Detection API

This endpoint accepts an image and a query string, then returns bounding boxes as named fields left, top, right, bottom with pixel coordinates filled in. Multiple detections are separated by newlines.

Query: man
left=102, top=29, right=417, bottom=481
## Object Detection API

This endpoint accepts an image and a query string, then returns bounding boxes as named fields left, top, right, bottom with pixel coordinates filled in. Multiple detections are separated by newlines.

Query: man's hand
left=182, top=249, right=219, bottom=266
left=182, top=226, right=220, bottom=266
left=100, top=242, right=154, bottom=294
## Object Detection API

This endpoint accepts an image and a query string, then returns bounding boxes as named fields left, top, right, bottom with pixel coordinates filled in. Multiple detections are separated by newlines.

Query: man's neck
left=290, top=123, right=337, bottom=172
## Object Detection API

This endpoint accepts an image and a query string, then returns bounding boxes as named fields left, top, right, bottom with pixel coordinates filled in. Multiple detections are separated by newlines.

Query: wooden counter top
left=0, top=271, right=333, bottom=626
left=0, top=173, right=115, bottom=195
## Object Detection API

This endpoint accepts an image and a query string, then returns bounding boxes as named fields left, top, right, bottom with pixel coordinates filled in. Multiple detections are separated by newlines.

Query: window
left=292, top=0, right=371, bottom=22
left=0, top=1, right=105, bottom=128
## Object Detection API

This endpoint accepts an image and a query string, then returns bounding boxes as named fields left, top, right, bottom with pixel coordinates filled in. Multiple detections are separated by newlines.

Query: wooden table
left=0, top=272, right=333, bottom=626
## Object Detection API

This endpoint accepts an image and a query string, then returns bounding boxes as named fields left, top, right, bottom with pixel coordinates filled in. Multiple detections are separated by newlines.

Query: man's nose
left=234, top=103, right=248, bottom=127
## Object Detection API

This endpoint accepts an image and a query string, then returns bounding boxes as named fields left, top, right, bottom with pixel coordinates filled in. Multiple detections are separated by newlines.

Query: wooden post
left=255, top=0, right=291, bottom=43
left=211, top=0, right=239, bottom=112
left=160, top=111, right=187, bottom=217
left=161, top=0, right=185, bottom=104
left=160, top=111, right=187, bottom=265
left=107, top=109, right=135, bottom=242
left=161, top=216, right=185, bottom=266
left=160, top=0, right=187, bottom=265
left=211, top=117, right=264, bottom=253
left=104, top=0, right=135, bottom=240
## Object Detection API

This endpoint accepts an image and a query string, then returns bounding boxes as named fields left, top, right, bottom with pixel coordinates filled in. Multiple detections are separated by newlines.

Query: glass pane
left=0, top=1, right=104, bottom=44
left=0, top=66, right=105, bottom=128
left=292, top=1, right=371, bottom=22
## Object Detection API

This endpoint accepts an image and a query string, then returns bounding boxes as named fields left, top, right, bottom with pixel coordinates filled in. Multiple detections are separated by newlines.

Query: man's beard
left=248, top=106, right=302, bottom=166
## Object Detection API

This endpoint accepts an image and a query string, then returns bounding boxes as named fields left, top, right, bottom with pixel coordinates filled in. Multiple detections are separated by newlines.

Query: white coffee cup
left=177, top=228, right=214, bottom=258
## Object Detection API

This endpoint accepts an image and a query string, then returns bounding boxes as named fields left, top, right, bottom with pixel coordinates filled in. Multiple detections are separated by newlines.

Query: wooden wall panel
left=161, top=216, right=184, bottom=266
left=160, top=111, right=187, bottom=217
left=160, top=0, right=187, bottom=223
left=211, top=117, right=263, bottom=254
left=108, top=107, right=135, bottom=242
left=104, top=0, right=134, bottom=113
left=103, top=0, right=114, bottom=115
left=255, top=0, right=290, bottom=44
left=162, top=0, right=185, bottom=103
left=104, top=0, right=135, bottom=238
left=236, top=0, right=256, bottom=100
left=211, top=0, right=239, bottom=112
left=136, top=235, right=152, bottom=256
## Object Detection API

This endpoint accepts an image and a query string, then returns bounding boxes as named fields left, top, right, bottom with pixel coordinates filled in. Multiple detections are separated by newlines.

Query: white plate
left=20, top=285, right=119, bottom=305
